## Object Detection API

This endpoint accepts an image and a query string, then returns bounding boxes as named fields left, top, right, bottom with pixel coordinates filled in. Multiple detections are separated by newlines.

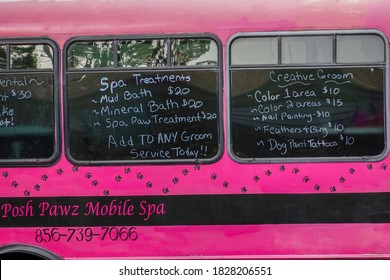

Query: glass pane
left=67, top=70, right=220, bottom=162
left=0, top=73, right=55, bottom=159
left=0, top=45, right=6, bottom=69
left=172, top=39, right=217, bottom=66
left=118, top=40, right=167, bottom=67
left=282, top=36, right=332, bottom=64
left=10, top=44, right=54, bottom=69
left=230, top=37, right=278, bottom=65
left=68, top=41, right=114, bottom=68
left=230, top=67, right=385, bottom=160
left=337, top=35, right=385, bottom=63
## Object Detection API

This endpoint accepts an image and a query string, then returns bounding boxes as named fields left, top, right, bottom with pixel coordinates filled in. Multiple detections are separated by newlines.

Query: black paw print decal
left=349, top=168, right=355, bottom=174
left=42, top=174, right=48, bottom=181
left=279, top=165, right=286, bottom=172
left=57, top=168, right=63, bottom=175
left=124, top=167, right=131, bottom=174
left=253, top=175, right=260, bottom=182
left=367, top=164, right=373, bottom=170
left=194, top=164, right=201, bottom=171
left=339, top=177, right=346, bottom=183
left=303, top=176, right=309, bottom=183
left=146, top=181, right=153, bottom=188
left=103, top=190, right=110, bottom=196
left=182, top=169, right=189, bottom=176
left=115, top=175, right=122, bottom=182
left=85, top=172, right=92, bottom=179
left=162, top=188, right=169, bottom=194
left=223, top=181, right=229, bottom=188
left=241, top=187, right=247, bottom=193
left=11, top=181, right=18, bottom=188
left=24, top=190, right=30, bottom=197
left=91, top=180, right=98, bottom=186
left=330, top=186, right=337, bottom=192
left=211, top=173, right=217, bottom=180
left=72, top=166, right=79, bottom=172
left=265, top=170, right=272, bottom=176
left=2, top=171, right=9, bottom=178
left=137, top=173, right=144, bottom=180
left=34, top=184, right=41, bottom=191
left=172, top=177, right=179, bottom=184
left=314, top=184, right=321, bottom=191
left=381, top=163, right=387, bottom=170
left=292, top=168, right=300, bottom=174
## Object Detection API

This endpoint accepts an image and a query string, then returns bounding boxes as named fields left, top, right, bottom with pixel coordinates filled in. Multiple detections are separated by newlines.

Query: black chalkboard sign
left=66, top=70, right=221, bottom=163
left=0, top=74, right=55, bottom=160
left=229, top=67, right=385, bottom=161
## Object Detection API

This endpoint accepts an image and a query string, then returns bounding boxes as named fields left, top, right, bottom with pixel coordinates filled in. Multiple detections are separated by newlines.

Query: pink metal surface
left=0, top=0, right=390, bottom=259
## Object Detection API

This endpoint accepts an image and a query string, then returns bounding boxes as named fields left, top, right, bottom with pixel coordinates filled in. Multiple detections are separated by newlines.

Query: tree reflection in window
left=68, top=41, right=114, bottom=68
left=172, top=39, right=217, bottom=66
left=118, top=40, right=167, bottom=67
left=0, top=45, right=5, bottom=69
left=10, top=44, right=53, bottom=69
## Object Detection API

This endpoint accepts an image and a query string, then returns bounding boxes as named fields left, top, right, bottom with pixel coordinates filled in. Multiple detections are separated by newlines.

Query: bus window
left=118, top=39, right=167, bottom=67
left=10, top=44, right=54, bottom=70
left=337, top=34, right=385, bottom=63
left=281, top=36, right=333, bottom=64
left=172, top=39, right=218, bottom=66
left=230, top=37, right=278, bottom=65
left=228, top=31, right=387, bottom=162
left=65, top=35, right=222, bottom=164
left=0, top=40, right=59, bottom=165
left=0, top=45, right=5, bottom=69
left=67, top=41, right=115, bottom=68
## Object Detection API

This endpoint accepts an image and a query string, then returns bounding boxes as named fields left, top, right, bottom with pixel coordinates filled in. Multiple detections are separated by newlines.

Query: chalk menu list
left=0, top=74, right=55, bottom=160
left=67, top=70, right=220, bottom=162
left=230, top=67, right=385, bottom=160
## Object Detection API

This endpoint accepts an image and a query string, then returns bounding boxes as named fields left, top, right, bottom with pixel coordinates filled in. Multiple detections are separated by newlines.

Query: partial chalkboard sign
left=66, top=70, right=221, bottom=163
left=229, top=67, right=385, bottom=161
left=0, top=74, right=55, bottom=160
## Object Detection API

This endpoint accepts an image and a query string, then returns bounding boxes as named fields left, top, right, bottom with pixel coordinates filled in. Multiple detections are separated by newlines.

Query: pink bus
left=0, top=0, right=390, bottom=259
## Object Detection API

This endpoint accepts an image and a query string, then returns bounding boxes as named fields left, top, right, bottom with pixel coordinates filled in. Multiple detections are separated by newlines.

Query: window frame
left=227, top=30, right=389, bottom=163
left=0, top=38, right=60, bottom=166
left=63, top=34, right=223, bottom=165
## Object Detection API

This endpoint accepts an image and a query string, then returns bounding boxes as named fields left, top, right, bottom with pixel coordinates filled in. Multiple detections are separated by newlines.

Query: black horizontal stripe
left=1, top=193, right=390, bottom=227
